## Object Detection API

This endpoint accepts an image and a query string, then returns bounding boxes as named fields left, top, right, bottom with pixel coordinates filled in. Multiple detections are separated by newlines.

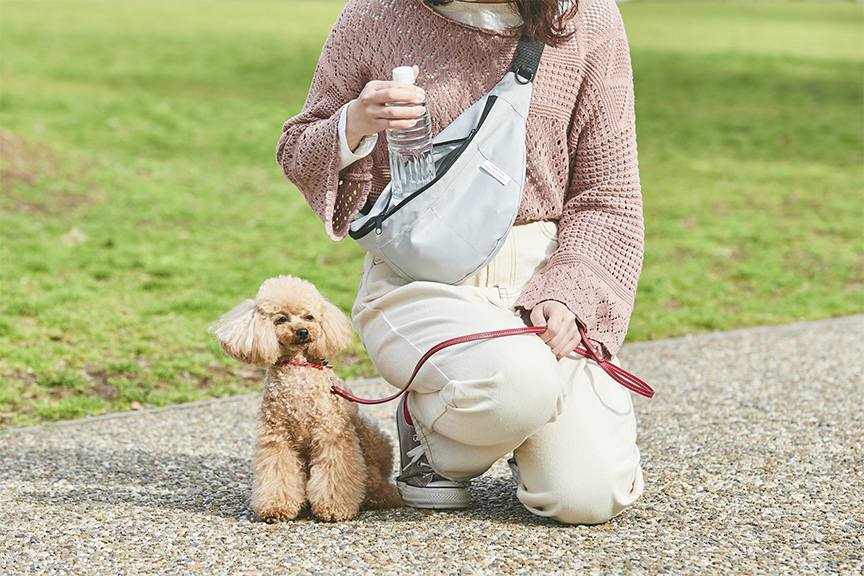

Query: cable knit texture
left=277, top=0, right=643, bottom=357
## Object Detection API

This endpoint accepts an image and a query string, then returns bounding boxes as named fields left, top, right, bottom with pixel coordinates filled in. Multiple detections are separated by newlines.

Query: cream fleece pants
left=352, top=221, right=644, bottom=524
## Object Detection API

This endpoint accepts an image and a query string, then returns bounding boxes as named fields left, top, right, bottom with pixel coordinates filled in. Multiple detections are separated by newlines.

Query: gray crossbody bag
left=349, top=36, right=544, bottom=284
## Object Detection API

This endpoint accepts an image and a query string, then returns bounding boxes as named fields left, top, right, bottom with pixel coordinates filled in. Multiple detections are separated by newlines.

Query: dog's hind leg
left=361, top=464, right=403, bottom=509
left=251, top=438, right=306, bottom=522
left=356, top=414, right=403, bottom=509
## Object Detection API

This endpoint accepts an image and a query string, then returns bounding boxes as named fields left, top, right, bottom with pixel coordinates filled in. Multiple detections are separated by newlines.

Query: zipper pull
left=375, top=214, right=384, bottom=235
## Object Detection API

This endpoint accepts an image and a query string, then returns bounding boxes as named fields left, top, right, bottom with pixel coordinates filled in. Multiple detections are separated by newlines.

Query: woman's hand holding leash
left=529, top=300, right=583, bottom=359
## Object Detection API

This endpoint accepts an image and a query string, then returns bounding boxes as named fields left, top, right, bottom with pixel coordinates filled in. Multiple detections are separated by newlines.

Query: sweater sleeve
left=513, top=3, right=644, bottom=358
left=276, top=5, right=376, bottom=240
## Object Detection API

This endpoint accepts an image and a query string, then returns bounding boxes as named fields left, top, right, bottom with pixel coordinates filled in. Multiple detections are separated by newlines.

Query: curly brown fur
left=212, top=275, right=402, bottom=522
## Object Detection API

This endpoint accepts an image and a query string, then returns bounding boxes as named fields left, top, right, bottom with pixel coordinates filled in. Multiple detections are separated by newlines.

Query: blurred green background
left=1, top=1, right=862, bottom=427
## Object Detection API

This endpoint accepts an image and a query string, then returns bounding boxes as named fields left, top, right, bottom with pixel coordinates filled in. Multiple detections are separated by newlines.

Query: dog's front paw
left=310, top=500, right=361, bottom=522
left=256, top=503, right=303, bottom=523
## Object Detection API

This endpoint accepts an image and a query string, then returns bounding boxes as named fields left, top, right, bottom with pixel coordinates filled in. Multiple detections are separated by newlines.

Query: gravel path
left=2, top=316, right=862, bottom=575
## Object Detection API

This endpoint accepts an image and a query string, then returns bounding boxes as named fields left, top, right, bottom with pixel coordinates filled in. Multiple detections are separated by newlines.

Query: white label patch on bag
left=481, top=160, right=512, bottom=186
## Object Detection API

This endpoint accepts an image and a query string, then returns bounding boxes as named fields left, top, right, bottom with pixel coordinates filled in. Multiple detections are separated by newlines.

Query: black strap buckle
left=510, top=36, right=545, bottom=84
left=514, top=65, right=535, bottom=84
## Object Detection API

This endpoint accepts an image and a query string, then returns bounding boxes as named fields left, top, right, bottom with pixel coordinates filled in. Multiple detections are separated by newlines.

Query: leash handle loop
left=331, top=326, right=654, bottom=404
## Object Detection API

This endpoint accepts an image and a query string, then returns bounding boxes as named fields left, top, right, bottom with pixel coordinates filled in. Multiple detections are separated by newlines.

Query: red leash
left=330, top=325, right=654, bottom=404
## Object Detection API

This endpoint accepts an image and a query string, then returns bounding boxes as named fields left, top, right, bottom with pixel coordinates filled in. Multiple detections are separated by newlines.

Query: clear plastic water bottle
left=386, top=66, right=435, bottom=204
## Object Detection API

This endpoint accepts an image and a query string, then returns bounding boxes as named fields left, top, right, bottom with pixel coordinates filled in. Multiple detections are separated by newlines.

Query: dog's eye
left=275, top=316, right=288, bottom=325
left=305, top=315, right=314, bottom=321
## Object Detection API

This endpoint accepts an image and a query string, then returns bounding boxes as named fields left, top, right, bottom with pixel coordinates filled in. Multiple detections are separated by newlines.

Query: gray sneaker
left=396, top=395, right=471, bottom=509
left=507, top=456, right=520, bottom=487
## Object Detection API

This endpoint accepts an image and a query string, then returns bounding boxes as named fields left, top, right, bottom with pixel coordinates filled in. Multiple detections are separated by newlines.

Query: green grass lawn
left=1, top=1, right=862, bottom=428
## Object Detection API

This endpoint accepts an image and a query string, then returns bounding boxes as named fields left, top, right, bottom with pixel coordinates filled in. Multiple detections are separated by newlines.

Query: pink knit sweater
left=277, top=0, right=644, bottom=357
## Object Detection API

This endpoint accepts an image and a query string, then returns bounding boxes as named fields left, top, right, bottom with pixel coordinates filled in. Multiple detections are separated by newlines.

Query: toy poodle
left=212, top=275, right=402, bottom=522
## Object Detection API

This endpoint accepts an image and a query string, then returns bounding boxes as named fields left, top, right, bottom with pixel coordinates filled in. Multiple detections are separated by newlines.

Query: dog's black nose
left=296, top=328, right=309, bottom=340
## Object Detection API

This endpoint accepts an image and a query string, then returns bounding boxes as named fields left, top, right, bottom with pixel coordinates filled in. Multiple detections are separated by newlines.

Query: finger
left=553, top=335, right=582, bottom=359
left=367, top=84, right=425, bottom=105
left=529, top=307, right=553, bottom=343
left=545, top=321, right=573, bottom=354
left=542, top=319, right=574, bottom=356
left=376, top=104, right=427, bottom=121
left=544, top=312, right=579, bottom=355
left=349, top=105, right=425, bottom=135
left=382, top=119, right=421, bottom=131
left=529, top=304, right=548, bottom=328
left=545, top=305, right=573, bottom=340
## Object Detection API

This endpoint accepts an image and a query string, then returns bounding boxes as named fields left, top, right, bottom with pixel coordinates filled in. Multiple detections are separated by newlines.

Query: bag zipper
left=352, top=95, right=499, bottom=239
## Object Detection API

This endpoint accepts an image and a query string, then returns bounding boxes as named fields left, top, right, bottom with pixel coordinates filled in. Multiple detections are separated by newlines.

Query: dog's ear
left=211, top=299, right=280, bottom=367
left=308, top=299, right=354, bottom=360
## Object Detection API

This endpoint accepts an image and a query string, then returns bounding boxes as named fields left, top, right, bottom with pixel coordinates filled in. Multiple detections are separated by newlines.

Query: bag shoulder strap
left=510, top=36, right=545, bottom=84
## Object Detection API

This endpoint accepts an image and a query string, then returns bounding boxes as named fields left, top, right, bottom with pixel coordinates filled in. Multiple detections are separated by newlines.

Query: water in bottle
left=386, top=66, right=435, bottom=204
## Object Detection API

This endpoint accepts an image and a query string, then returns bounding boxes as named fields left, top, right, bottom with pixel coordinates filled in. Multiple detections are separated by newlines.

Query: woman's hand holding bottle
left=345, top=65, right=425, bottom=151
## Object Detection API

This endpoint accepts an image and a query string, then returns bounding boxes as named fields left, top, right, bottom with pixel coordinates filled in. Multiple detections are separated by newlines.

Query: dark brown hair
left=425, top=0, right=578, bottom=46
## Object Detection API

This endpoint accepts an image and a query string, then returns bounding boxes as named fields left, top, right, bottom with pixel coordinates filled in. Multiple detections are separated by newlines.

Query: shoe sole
left=396, top=481, right=471, bottom=510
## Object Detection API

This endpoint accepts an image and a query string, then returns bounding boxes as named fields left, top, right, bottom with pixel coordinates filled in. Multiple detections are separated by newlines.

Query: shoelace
left=403, top=435, right=463, bottom=485
left=403, top=442, right=431, bottom=475
left=331, top=325, right=654, bottom=404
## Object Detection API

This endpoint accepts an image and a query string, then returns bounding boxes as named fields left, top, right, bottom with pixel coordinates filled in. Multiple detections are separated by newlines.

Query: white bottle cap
left=392, top=66, right=415, bottom=85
